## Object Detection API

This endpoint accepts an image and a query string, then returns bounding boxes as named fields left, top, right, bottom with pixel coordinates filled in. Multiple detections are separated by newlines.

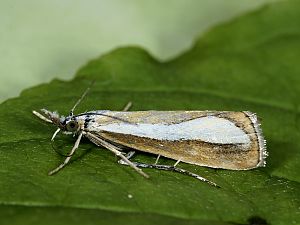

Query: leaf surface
left=0, top=1, right=299, bottom=225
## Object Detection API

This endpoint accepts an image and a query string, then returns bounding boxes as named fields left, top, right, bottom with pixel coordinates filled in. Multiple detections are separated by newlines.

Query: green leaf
left=0, top=1, right=299, bottom=225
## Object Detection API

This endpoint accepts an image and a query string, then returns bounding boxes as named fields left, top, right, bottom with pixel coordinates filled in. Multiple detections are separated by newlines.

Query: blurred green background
left=0, top=0, right=278, bottom=102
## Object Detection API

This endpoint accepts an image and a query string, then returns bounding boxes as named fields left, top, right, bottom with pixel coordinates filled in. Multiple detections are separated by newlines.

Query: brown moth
left=33, top=88, right=267, bottom=188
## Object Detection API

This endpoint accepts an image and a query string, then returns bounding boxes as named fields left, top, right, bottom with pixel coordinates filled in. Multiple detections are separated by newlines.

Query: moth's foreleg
left=48, top=132, right=83, bottom=175
left=85, top=132, right=149, bottom=178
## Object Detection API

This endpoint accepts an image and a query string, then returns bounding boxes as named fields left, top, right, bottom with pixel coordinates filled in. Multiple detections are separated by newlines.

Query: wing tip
left=243, top=111, right=268, bottom=168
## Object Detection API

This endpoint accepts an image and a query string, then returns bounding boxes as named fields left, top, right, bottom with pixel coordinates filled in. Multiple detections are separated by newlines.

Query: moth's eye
left=66, top=121, right=78, bottom=132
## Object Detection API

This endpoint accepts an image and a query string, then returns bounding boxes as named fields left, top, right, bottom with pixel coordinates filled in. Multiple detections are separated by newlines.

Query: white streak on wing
left=98, top=116, right=250, bottom=145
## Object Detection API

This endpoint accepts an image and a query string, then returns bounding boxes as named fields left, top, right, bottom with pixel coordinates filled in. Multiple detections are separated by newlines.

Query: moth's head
left=60, top=115, right=81, bottom=133
left=33, top=82, right=94, bottom=140
left=33, top=109, right=81, bottom=140
left=41, top=109, right=81, bottom=131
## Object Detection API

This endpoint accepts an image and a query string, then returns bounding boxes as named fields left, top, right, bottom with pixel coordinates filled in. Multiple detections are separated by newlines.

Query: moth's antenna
left=69, top=80, right=95, bottom=116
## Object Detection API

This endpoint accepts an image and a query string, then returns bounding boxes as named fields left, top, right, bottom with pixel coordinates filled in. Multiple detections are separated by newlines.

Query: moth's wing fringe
left=243, top=111, right=268, bottom=167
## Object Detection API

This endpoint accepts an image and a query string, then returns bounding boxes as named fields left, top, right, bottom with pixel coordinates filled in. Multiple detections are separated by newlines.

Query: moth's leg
left=162, top=165, right=220, bottom=188
left=119, top=160, right=219, bottom=188
left=84, top=132, right=149, bottom=178
left=154, top=154, right=161, bottom=165
left=118, top=151, right=159, bottom=166
left=173, top=159, right=181, bottom=167
left=48, top=132, right=83, bottom=175
left=118, top=151, right=136, bottom=164
left=51, top=128, right=61, bottom=141
left=122, top=102, right=132, bottom=111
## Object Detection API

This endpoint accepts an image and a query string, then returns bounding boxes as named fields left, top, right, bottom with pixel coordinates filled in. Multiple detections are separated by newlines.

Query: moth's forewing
left=84, top=111, right=266, bottom=170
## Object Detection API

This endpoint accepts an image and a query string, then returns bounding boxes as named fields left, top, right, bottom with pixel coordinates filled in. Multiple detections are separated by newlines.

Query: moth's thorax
left=74, top=110, right=110, bottom=129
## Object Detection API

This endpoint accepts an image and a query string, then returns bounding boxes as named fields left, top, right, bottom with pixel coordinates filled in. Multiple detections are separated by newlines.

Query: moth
left=33, top=87, right=267, bottom=188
